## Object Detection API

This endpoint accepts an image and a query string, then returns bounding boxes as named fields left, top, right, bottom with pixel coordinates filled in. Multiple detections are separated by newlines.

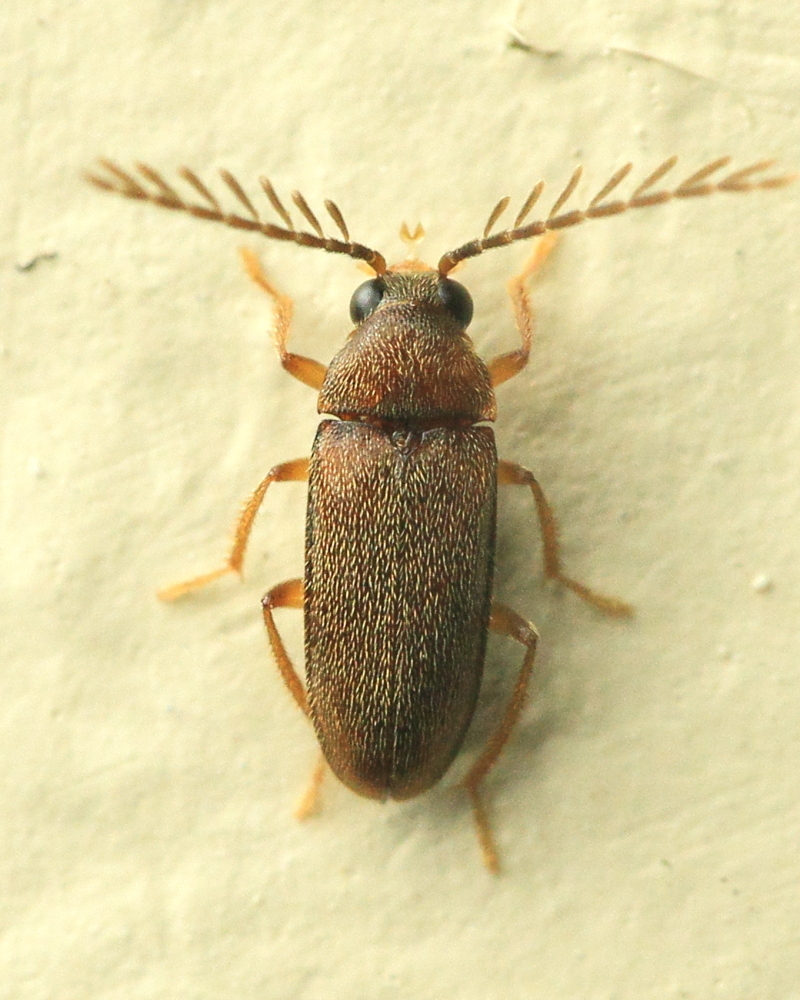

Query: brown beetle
left=88, top=156, right=794, bottom=872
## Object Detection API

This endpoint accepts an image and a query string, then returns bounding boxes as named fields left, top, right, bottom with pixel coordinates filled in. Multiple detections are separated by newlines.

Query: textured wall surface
left=2, top=1, right=799, bottom=997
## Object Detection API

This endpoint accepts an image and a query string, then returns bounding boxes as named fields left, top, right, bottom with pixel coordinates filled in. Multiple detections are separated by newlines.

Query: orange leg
left=260, top=579, right=329, bottom=819
left=261, top=577, right=307, bottom=714
left=293, top=753, right=327, bottom=821
left=487, top=231, right=558, bottom=388
left=239, top=247, right=328, bottom=390
left=498, top=460, right=632, bottom=616
left=158, top=457, right=309, bottom=600
left=463, top=602, right=539, bottom=875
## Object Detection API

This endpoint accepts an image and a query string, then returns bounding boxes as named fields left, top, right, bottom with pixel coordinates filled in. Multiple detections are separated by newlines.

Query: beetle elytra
left=88, top=156, right=794, bottom=873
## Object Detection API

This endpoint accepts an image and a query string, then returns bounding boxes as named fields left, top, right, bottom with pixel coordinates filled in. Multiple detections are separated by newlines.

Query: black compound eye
left=437, top=278, right=473, bottom=328
left=349, top=278, right=385, bottom=323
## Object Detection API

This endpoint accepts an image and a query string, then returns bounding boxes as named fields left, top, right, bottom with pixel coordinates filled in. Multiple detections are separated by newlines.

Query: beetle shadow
left=435, top=618, right=572, bottom=809
left=400, top=687, right=566, bottom=863
left=469, top=630, right=564, bottom=758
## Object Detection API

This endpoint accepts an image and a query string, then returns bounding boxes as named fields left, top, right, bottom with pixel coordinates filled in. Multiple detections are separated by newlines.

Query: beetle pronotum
left=89, top=155, right=794, bottom=873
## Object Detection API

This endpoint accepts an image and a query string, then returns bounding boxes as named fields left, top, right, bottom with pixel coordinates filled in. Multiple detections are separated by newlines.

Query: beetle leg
left=261, top=579, right=330, bottom=818
left=261, top=577, right=308, bottom=715
left=497, top=460, right=633, bottom=616
left=463, top=602, right=538, bottom=875
left=487, top=231, right=558, bottom=388
left=158, top=458, right=309, bottom=600
left=239, top=247, right=328, bottom=390
left=294, top=753, right=327, bottom=821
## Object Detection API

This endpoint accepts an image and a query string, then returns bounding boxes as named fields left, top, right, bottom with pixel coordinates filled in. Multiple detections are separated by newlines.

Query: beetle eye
left=349, top=278, right=385, bottom=323
left=438, top=278, right=473, bottom=328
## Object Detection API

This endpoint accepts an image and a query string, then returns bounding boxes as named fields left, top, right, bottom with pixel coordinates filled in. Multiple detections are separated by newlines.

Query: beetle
left=88, top=155, right=793, bottom=872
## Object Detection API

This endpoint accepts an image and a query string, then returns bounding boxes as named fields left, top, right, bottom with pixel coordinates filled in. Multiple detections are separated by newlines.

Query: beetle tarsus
left=465, top=783, right=501, bottom=876
left=294, top=754, right=327, bottom=820
left=553, top=574, right=634, bottom=617
left=157, top=565, right=237, bottom=602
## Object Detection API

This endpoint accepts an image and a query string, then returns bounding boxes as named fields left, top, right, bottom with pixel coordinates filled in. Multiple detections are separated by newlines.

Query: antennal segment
left=438, top=157, right=796, bottom=275
left=86, top=161, right=387, bottom=275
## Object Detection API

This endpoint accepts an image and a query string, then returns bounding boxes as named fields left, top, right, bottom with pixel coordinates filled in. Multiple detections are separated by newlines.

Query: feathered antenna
left=86, top=161, right=387, bottom=275
left=438, top=156, right=796, bottom=275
